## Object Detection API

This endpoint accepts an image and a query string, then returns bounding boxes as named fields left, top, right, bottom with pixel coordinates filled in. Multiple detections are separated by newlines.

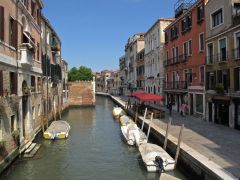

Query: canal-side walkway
left=97, top=93, right=240, bottom=179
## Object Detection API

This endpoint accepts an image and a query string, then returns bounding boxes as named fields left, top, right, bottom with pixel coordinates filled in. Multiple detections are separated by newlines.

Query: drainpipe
left=45, top=22, right=49, bottom=128
left=15, top=0, right=21, bottom=145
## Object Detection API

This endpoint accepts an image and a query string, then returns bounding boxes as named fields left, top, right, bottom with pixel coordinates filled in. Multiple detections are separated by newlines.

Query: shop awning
left=129, top=91, right=145, bottom=97
left=130, top=92, right=164, bottom=102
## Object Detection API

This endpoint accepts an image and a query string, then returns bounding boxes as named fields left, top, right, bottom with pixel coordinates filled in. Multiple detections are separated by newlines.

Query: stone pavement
left=117, top=95, right=240, bottom=178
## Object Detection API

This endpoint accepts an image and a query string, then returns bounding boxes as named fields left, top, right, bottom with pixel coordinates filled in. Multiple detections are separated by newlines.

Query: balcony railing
left=164, top=54, right=187, bottom=67
left=206, top=52, right=228, bottom=64
left=164, top=81, right=188, bottom=90
left=232, top=48, right=240, bottom=60
left=233, top=14, right=240, bottom=26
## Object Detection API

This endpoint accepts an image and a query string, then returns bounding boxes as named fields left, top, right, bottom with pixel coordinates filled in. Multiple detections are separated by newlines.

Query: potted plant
left=12, top=129, right=20, bottom=146
left=0, top=140, right=6, bottom=149
left=215, top=83, right=224, bottom=94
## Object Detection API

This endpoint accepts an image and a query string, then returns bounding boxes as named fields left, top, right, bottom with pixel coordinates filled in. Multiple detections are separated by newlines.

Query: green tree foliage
left=68, top=66, right=93, bottom=81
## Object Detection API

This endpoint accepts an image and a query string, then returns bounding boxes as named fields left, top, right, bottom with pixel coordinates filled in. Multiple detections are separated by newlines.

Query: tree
left=68, top=66, right=93, bottom=81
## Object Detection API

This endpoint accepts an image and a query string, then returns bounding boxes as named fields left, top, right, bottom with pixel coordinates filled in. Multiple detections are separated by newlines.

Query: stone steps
left=23, top=144, right=41, bottom=158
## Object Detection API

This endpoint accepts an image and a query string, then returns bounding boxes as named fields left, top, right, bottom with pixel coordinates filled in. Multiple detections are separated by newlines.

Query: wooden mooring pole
left=174, top=124, right=184, bottom=168
left=146, top=113, right=153, bottom=142
left=163, top=117, right=172, bottom=150
left=141, top=108, right=148, bottom=130
left=135, top=106, right=138, bottom=123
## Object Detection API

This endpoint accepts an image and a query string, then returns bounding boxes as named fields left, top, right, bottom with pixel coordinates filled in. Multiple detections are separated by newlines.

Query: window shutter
left=234, top=68, right=239, bottom=91
left=0, top=6, right=4, bottom=41
left=13, top=20, right=18, bottom=49
left=0, top=70, right=3, bottom=96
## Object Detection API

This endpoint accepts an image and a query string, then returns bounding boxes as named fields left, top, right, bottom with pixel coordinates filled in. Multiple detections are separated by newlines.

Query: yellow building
left=205, top=0, right=240, bottom=130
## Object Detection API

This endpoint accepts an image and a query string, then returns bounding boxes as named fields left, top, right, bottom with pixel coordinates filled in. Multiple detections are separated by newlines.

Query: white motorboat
left=139, top=143, right=175, bottom=172
left=121, top=123, right=138, bottom=145
left=121, top=122, right=147, bottom=146
left=43, top=120, right=71, bottom=140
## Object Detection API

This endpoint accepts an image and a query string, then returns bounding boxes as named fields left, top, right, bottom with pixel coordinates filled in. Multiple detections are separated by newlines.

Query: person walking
left=167, top=101, right=172, bottom=116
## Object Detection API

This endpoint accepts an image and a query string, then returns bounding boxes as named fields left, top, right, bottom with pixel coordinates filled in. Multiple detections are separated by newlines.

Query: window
left=175, top=47, right=179, bottom=63
left=207, top=43, right=214, bottom=64
left=196, top=94, right=203, bottom=113
left=212, top=9, right=223, bottom=27
left=32, top=106, right=35, bottom=120
left=10, top=72, right=17, bottom=95
left=170, top=25, right=178, bottom=40
left=37, top=43, right=40, bottom=61
left=9, top=17, right=14, bottom=47
left=197, top=4, right=204, bottom=22
left=172, top=48, right=175, bottom=63
left=183, top=42, right=188, bottom=61
left=234, top=32, right=240, bottom=59
left=199, top=33, right=204, bottom=51
left=188, top=69, right=192, bottom=83
left=0, top=6, right=4, bottom=41
left=37, top=77, right=41, bottom=92
left=165, top=32, right=168, bottom=44
left=11, top=115, right=15, bottom=132
left=31, top=76, right=36, bottom=92
left=200, top=66, right=205, bottom=83
left=219, top=38, right=227, bottom=62
left=188, top=40, right=192, bottom=56
left=234, top=67, right=240, bottom=91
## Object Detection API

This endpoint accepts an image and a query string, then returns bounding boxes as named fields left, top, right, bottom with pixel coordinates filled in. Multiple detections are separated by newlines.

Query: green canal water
left=2, top=96, right=187, bottom=180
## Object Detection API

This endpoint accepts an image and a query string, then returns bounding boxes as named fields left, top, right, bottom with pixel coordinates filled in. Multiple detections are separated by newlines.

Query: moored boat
left=112, top=107, right=125, bottom=119
left=43, top=120, right=71, bottom=140
left=119, top=115, right=132, bottom=126
left=139, top=143, right=175, bottom=172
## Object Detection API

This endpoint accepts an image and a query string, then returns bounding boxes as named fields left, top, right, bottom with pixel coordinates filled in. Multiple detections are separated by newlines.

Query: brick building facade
left=164, top=0, right=206, bottom=117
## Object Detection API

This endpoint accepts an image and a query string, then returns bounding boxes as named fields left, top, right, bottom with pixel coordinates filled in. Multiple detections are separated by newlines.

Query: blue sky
left=43, top=0, right=176, bottom=72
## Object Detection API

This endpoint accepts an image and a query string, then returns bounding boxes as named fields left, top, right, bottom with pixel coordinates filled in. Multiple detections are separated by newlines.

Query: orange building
left=164, top=0, right=206, bottom=117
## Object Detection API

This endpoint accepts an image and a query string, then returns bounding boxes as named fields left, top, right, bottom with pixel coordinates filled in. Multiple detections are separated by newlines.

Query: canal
left=2, top=96, right=187, bottom=180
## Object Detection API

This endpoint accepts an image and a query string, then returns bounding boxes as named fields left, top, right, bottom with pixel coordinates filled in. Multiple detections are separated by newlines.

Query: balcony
left=232, top=48, right=240, bottom=60
left=206, top=52, right=228, bottom=65
left=174, top=0, right=196, bottom=18
left=233, top=14, right=240, bottom=26
left=164, top=55, right=186, bottom=67
left=164, top=81, right=188, bottom=90
left=20, top=43, right=34, bottom=68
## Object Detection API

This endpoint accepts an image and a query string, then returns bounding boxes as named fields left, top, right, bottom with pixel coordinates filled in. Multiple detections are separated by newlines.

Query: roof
left=145, top=18, right=175, bottom=35
left=41, top=14, right=61, bottom=44
left=164, top=0, right=203, bottom=32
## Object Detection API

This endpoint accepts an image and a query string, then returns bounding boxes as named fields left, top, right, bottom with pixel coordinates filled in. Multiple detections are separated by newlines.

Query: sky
left=42, top=0, right=176, bottom=72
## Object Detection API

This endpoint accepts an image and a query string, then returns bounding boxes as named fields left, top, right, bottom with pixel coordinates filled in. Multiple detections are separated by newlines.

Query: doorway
left=215, top=103, right=229, bottom=126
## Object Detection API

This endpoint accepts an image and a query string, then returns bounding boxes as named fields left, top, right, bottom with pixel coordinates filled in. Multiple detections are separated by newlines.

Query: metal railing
left=206, top=52, right=228, bottom=64
left=232, top=48, right=240, bottom=60
left=164, top=81, right=188, bottom=90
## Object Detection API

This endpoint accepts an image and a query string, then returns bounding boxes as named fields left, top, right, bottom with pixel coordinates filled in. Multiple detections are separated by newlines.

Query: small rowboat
left=43, top=120, right=71, bottom=140
left=112, top=107, right=125, bottom=119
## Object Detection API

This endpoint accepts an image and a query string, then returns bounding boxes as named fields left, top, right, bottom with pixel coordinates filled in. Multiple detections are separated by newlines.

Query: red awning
left=134, top=93, right=163, bottom=102
left=129, top=91, right=145, bottom=97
